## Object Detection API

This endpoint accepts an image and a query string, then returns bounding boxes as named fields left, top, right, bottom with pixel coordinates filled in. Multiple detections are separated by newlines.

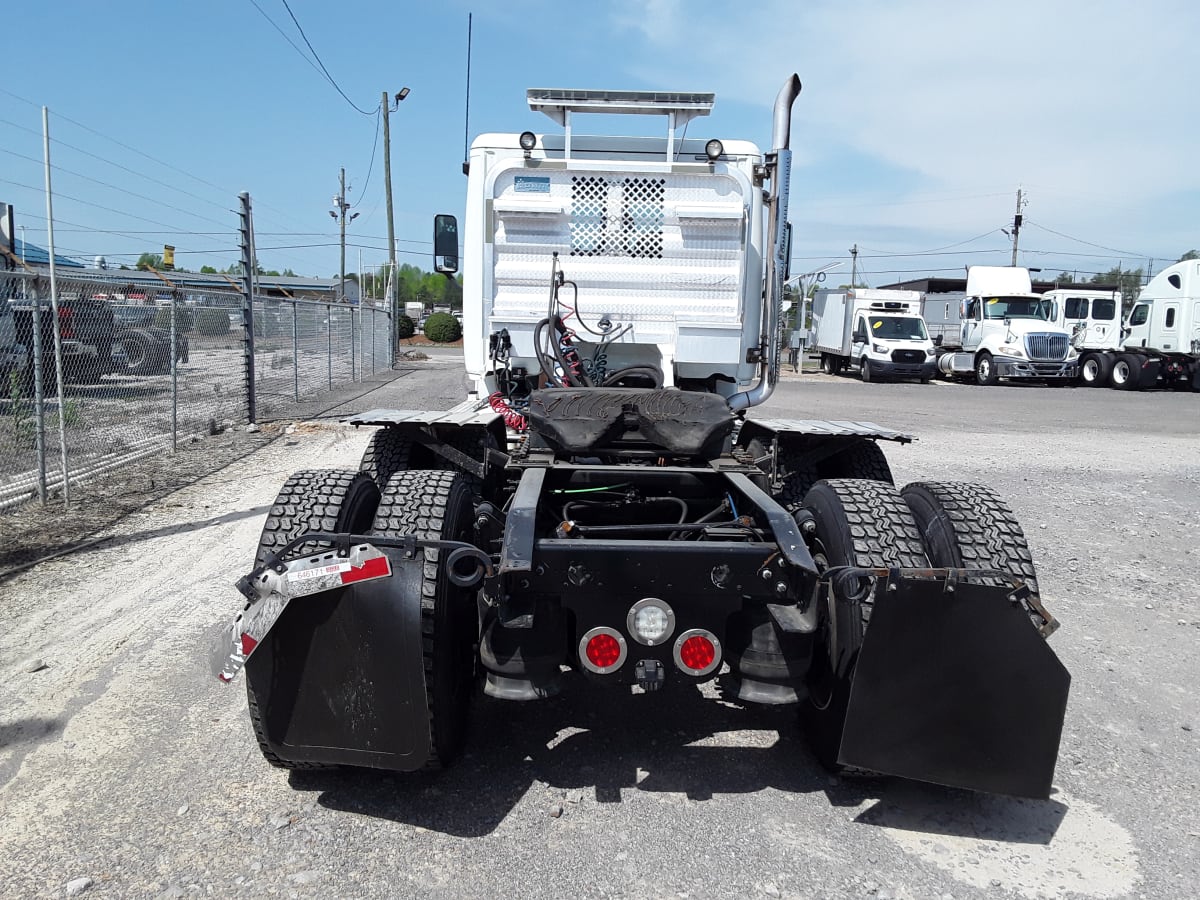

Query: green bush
left=153, top=305, right=193, bottom=332
left=396, top=314, right=415, bottom=339
left=423, top=312, right=461, bottom=343
left=195, top=307, right=232, bottom=335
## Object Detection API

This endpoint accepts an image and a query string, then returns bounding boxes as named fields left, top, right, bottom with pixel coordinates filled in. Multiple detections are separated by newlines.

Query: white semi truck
left=1055, top=261, right=1200, bottom=391
left=213, top=77, right=1070, bottom=800
left=1040, top=287, right=1123, bottom=386
left=811, top=288, right=936, bottom=382
left=936, top=266, right=1077, bottom=385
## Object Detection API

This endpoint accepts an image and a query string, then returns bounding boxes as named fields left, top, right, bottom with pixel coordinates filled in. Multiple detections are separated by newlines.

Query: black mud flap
left=244, top=547, right=432, bottom=771
left=838, top=577, right=1070, bottom=798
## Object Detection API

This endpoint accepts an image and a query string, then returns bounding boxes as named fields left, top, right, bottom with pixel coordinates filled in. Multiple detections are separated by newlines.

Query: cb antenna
left=462, top=12, right=473, bottom=174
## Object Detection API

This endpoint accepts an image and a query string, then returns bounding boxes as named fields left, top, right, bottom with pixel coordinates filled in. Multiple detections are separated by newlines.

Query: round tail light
left=579, top=626, right=627, bottom=674
left=673, top=628, right=721, bottom=677
left=627, top=598, right=675, bottom=646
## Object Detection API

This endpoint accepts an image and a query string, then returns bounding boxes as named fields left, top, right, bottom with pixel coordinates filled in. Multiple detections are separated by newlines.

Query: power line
left=245, top=0, right=334, bottom=86
left=276, top=0, right=377, bottom=116
left=1, top=88, right=313, bottom=241
left=1024, top=220, right=1153, bottom=259
left=856, top=228, right=1008, bottom=258
left=0, top=176, right=233, bottom=251
left=0, top=146, right=235, bottom=230
left=353, top=110, right=382, bottom=206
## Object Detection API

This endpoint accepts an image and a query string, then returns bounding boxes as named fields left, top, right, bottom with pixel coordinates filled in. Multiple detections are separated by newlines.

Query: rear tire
left=900, top=482, right=1039, bottom=599
left=821, top=438, right=893, bottom=484
left=248, top=469, right=381, bottom=768
left=821, top=354, right=836, bottom=375
left=975, top=351, right=998, bottom=386
left=1111, top=353, right=1142, bottom=390
left=1078, top=352, right=1111, bottom=387
left=359, top=428, right=414, bottom=490
left=372, top=469, right=478, bottom=768
left=117, top=328, right=158, bottom=376
left=800, top=479, right=928, bottom=771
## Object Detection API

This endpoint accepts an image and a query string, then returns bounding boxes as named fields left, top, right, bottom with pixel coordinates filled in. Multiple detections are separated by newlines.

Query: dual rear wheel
left=247, top=466, right=476, bottom=771
left=799, top=477, right=1038, bottom=771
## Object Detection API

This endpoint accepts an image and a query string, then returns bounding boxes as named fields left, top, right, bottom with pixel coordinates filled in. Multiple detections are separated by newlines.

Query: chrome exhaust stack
left=729, top=73, right=802, bottom=411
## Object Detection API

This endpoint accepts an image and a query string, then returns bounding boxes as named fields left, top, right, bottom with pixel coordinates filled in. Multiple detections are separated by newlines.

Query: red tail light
left=673, top=629, right=721, bottom=677
left=57, top=306, right=75, bottom=339
left=578, top=626, right=627, bottom=674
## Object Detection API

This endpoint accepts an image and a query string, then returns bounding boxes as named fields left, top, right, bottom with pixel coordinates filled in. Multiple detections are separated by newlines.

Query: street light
left=383, top=86, right=409, bottom=343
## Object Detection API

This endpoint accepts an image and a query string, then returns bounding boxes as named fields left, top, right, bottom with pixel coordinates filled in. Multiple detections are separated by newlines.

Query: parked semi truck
left=812, top=288, right=936, bottom=382
left=1041, top=287, right=1123, bottom=387
left=1047, top=263, right=1200, bottom=390
left=936, top=266, right=1077, bottom=385
left=213, top=77, right=1069, bottom=799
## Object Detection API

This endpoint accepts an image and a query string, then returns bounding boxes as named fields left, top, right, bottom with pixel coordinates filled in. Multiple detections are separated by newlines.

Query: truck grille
left=1025, top=333, right=1069, bottom=360
left=891, top=349, right=926, bottom=364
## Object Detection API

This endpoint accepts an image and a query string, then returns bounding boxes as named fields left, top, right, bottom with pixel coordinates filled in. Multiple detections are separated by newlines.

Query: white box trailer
left=812, top=288, right=936, bottom=382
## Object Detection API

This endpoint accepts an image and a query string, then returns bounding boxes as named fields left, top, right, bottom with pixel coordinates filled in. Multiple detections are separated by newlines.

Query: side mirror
left=433, top=214, right=459, bottom=275
left=934, top=334, right=944, bottom=347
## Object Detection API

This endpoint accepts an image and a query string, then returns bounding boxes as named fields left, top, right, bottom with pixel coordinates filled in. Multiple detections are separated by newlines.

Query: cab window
left=1064, top=297, right=1088, bottom=319
left=1092, top=298, right=1117, bottom=320
left=1165, top=308, right=1176, bottom=328
left=1129, top=304, right=1150, bottom=326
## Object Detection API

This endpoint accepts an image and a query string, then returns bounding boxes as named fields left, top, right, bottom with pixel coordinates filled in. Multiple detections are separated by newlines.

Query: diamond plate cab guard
left=211, top=544, right=392, bottom=683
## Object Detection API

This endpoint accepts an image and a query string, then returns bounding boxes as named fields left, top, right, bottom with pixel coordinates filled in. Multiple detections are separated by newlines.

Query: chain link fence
left=253, top=299, right=393, bottom=419
left=1, top=269, right=393, bottom=513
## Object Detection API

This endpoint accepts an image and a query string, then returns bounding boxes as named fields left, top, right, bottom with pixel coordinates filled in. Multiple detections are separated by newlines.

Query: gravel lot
left=1, top=355, right=1196, bottom=900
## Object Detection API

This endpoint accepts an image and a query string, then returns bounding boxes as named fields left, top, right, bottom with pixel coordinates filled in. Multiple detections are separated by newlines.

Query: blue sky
left=3, top=0, right=1197, bottom=285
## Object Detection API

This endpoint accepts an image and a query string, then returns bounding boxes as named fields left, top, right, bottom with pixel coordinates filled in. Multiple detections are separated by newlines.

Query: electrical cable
left=0, top=146, right=236, bottom=230
left=353, top=110, right=382, bottom=205
left=277, top=0, right=378, bottom=116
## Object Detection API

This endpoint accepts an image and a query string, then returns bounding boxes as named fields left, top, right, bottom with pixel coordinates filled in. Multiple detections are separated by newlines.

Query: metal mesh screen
left=569, top=175, right=666, bottom=259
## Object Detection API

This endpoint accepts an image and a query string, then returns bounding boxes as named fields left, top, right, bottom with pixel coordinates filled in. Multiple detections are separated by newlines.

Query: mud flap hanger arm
left=818, top=565, right=1060, bottom=638
left=236, top=532, right=495, bottom=602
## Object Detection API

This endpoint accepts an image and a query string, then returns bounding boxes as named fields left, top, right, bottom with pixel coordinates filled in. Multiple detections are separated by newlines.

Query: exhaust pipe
left=729, top=74, right=802, bottom=411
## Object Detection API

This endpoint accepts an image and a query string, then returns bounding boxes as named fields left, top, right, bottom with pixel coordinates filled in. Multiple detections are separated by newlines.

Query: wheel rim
left=1083, top=359, right=1099, bottom=381
left=1113, top=362, right=1129, bottom=384
left=978, top=358, right=990, bottom=379
left=122, top=339, right=147, bottom=368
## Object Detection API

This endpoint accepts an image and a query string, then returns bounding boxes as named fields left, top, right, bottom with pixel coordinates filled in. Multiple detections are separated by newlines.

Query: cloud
left=611, top=0, right=1199, bottom=258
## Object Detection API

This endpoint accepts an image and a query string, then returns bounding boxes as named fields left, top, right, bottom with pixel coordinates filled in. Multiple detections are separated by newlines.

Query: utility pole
left=330, top=168, right=358, bottom=302
left=1010, top=187, right=1026, bottom=266
left=384, top=88, right=412, bottom=340
left=850, top=244, right=858, bottom=286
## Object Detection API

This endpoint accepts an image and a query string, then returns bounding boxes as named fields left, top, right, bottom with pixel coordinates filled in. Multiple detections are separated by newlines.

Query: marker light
left=673, top=628, right=721, bottom=677
left=519, top=131, right=537, bottom=152
left=627, top=598, right=675, bottom=646
left=704, top=139, right=724, bottom=161
left=579, top=626, right=627, bottom=674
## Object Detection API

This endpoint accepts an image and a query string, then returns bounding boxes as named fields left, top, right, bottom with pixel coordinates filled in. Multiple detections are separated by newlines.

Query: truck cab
left=1042, top=288, right=1123, bottom=353
left=848, top=303, right=936, bottom=382
left=939, top=266, right=1077, bottom=385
